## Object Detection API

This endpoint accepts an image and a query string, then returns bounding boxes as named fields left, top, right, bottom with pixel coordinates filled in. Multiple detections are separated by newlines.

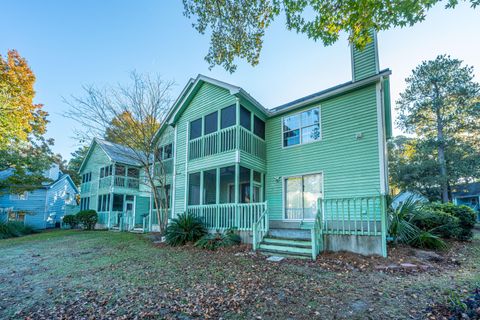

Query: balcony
left=188, top=126, right=266, bottom=161
left=98, top=175, right=140, bottom=190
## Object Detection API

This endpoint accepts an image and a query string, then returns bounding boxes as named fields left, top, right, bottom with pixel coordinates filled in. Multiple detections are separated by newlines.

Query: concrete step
left=259, top=248, right=312, bottom=259
left=268, top=228, right=311, bottom=240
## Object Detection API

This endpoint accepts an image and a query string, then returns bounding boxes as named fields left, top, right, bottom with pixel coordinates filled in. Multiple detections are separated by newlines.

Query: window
left=254, top=115, right=265, bottom=139
left=203, top=169, right=216, bottom=204
left=155, top=146, right=163, bottom=162
left=82, top=172, right=92, bottom=184
left=80, top=197, right=90, bottom=210
left=9, top=192, right=28, bottom=200
left=112, top=194, right=124, bottom=211
left=163, top=144, right=173, bottom=159
left=115, top=165, right=126, bottom=176
left=188, top=172, right=201, bottom=205
left=283, top=107, right=320, bottom=147
left=127, top=168, right=139, bottom=178
left=204, top=111, right=218, bottom=135
left=154, top=185, right=171, bottom=209
left=100, top=165, right=113, bottom=178
left=239, top=166, right=251, bottom=203
left=219, top=166, right=235, bottom=203
left=221, top=105, right=236, bottom=129
left=284, top=173, right=322, bottom=220
left=253, top=171, right=262, bottom=183
left=125, top=195, right=134, bottom=201
left=190, top=118, right=202, bottom=140
left=97, top=194, right=110, bottom=212
left=240, top=106, right=251, bottom=130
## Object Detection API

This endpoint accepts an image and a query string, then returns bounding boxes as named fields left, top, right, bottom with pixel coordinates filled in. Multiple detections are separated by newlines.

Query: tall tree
left=0, top=50, right=48, bottom=148
left=0, top=50, right=53, bottom=193
left=396, top=55, right=480, bottom=202
left=182, top=0, right=480, bottom=72
left=64, top=72, right=174, bottom=234
left=66, top=146, right=90, bottom=186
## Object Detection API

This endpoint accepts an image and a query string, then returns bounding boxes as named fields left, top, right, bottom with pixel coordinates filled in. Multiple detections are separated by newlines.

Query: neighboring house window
left=284, top=173, right=323, bottom=220
left=204, top=111, right=218, bottom=135
left=240, top=106, right=251, bottom=130
left=8, top=211, right=26, bottom=222
left=190, top=118, right=202, bottom=140
left=156, top=143, right=173, bottom=161
left=253, top=115, right=265, bottom=140
left=221, top=105, right=236, bottom=129
left=82, top=172, right=92, bottom=183
left=97, top=194, right=111, bottom=212
left=9, top=192, right=28, bottom=200
left=80, top=197, right=90, bottom=210
left=283, top=107, right=320, bottom=147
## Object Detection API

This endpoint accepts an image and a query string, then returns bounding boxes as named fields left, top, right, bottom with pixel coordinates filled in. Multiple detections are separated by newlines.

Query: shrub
left=426, top=203, right=476, bottom=240
left=413, top=209, right=461, bottom=239
left=62, top=215, right=79, bottom=229
left=195, top=229, right=241, bottom=250
left=165, top=212, right=206, bottom=246
left=76, top=210, right=98, bottom=230
left=0, top=221, right=35, bottom=239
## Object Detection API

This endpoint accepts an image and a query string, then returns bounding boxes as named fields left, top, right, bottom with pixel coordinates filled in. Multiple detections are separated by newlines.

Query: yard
left=0, top=230, right=479, bottom=319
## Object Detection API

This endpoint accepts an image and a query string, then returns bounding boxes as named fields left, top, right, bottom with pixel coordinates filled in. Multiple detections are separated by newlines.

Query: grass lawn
left=0, top=230, right=478, bottom=319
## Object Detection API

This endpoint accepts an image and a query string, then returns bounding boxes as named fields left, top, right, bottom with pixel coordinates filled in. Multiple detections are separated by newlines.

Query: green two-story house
left=151, top=33, right=392, bottom=258
left=78, top=138, right=151, bottom=231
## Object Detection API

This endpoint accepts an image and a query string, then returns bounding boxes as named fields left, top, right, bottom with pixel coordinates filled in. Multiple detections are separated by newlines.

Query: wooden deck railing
left=188, top=126, right=266, bottom=161
left=113, top=176, right=139, bottom=189
left=252, top=205, right=269, bottom=251
left=187, top=202, right=267, bottom=231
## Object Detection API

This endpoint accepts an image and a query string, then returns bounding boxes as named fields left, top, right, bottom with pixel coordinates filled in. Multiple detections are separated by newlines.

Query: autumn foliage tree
left=0, top=50, right=53, bottom=193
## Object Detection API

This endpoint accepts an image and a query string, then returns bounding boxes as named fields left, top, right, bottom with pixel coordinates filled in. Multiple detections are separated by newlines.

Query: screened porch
left=186, top=164, right=267, bottom=231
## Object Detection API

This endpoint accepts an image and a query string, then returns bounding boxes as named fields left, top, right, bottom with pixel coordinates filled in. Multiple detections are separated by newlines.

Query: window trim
left=281, top=106, right=321, bottom=148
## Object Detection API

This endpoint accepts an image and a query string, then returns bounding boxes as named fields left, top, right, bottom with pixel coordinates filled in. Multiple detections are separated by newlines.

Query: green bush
left=76, top=210, right=98, bottom=230
left=62, top=215, right=79, bottom=229
left=195, top=229, right=242, bottom=250
left=413, top=209, right=461, bottom=239
left=0, top=221, right=35, bottom=239
left=426, top=203, right=476, bottom=240
left=165, top=212, right=206, bottom=246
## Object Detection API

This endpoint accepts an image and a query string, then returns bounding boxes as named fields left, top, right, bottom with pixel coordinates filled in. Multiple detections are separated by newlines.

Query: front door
left=284, top=173, right=323, bottom=220
left=125, top=201, right=134, bottom=229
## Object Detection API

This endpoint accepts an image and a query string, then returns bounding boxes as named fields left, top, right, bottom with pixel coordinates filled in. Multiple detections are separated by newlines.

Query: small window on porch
left=115, top=165, right=126, bottom=176
left=190, top=118, right=202, bottom=140
left=240, top=106, right=251, bottom=130
left=112, top=194, right=124, bottom=211
left=204, top=111, right=218, bottom=135
left=221, top=105, right=236, bottom=129
left=254, top=115, right=265, bottom=139
left=163, top=144, right=173, bottom=159
left=240, top=166, right=251, bottom=203
left=188, top=172, right=201, bottom=205
left=127, top=168, right=139, bottom=178
left=219, top=166, right=235, bottom=203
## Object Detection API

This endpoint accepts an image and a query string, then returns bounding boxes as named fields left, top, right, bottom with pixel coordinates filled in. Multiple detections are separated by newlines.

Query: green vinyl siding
left=135, top=196, right=150, bottom=224
left=382, top=77, right=392, bottom=139
left=173, top=82, right=237, bottom=215
left=352, top=32, right=378, bottom=81
left=265, top=84, right=381, bottom=220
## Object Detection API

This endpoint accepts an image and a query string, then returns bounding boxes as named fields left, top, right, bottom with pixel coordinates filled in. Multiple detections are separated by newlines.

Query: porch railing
left=187, top=202, right=267, bottom=231
left=310, top=212, right=323, bottom=260
left=98, top=177, right=112, bottom=189
left=188, top=126, right=266, bottom=161
left=252, top=205, right=269, bottom=251
left=318, top=196, right=386, bottom=236
left=113, top=176, right=139, bottom=189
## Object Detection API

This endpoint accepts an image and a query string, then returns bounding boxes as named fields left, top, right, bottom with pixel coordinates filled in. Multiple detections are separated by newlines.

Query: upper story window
left=9, top=192, right=28, bottom=200
left=253, top=115, right=265, bottom=140
left=240, top=106, right=251, bottom=130
left=100, top=165, right=113, bottom=178
left=190, top=118, right=202, bottom=140
left=283, top=107, right=320, bottom=147
left=156, top=143, right=173, bottom=161
left=115, top=165, right=126, bottom=176
left=81, top=172, right=92, bottom=184
left=221, top=105, right=236, bottom=129
left=127, top=167, right=139, bottom=179
left=204, top=111, right=218, bottom=135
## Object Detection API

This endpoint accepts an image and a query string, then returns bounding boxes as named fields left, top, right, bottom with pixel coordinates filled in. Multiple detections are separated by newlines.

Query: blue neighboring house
left=452, top=182, right=480, bottom=221
left=0, top=164, right=80, bottom=229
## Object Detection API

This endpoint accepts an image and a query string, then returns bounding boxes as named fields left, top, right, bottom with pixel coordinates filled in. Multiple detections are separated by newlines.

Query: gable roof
left=48, top=173, right=79, bottom=194
left=79, top=138, right=149, bottom=173
left=0, top=167, right=79, bottom=193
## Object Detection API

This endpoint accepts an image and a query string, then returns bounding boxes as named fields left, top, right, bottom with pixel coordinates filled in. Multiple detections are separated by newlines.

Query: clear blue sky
left=1, top=1, right=479, bottom=160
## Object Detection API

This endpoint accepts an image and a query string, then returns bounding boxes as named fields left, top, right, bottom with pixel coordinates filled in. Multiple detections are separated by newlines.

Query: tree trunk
left=436, top=105, right=449, bottom=203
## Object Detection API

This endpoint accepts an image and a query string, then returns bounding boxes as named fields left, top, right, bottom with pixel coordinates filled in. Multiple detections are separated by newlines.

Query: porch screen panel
left=112, top=194, right=124, bottom=211
left=188, top=173, right=201, bottom=205
left=239, top=166, right=251, bottom=203
left=285, top=177, right=302, bottom=219
left=219, top=166, right=235, bottom=203
left=203, top=169, right=216, bottom=204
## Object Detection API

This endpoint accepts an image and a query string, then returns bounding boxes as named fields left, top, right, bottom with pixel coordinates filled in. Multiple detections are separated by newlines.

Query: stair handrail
left=311, top=199, right=324, bottom=260
left=252, top=202, right=268, bottom=251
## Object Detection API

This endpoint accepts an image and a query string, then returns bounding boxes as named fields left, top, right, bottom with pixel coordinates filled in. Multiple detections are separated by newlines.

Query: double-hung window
left=283, top=107, right=320, bottom=147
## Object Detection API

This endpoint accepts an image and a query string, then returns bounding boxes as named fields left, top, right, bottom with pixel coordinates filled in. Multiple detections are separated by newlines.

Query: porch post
left=235, top=164, right=239, bottom=204
left=215, top=168, right=220, bottom=204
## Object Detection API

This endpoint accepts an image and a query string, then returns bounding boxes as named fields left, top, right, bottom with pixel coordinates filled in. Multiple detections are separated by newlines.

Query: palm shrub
left=76, top=210, right=98, bottom=230
left=62, top=215, right=79, bottom=229
left=388, top=194, right=447, bottom=249
left=0, top=221, right=35, bottom=239
left=165, top=212, right=206, bottom=246
left=195, top=229, right=242, bottom=250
